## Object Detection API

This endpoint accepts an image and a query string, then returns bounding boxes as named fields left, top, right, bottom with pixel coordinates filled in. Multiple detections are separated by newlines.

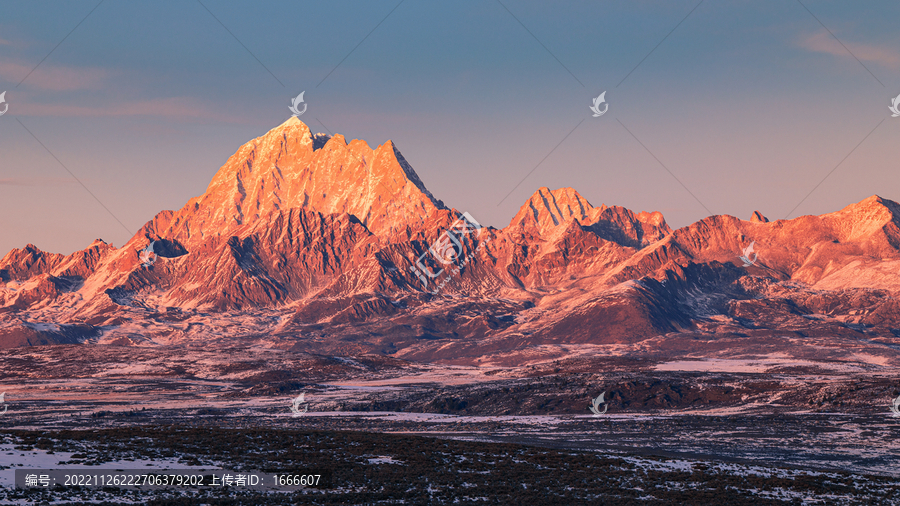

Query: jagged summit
left=147, top=118, right=446, bottom=245
left=750, top=211, right=769, bottom=223
left=4, top=118, right=900, bottom=355
left=509, top=187, right=670, bottom=247
left=508, top=187, right=596, bottom=235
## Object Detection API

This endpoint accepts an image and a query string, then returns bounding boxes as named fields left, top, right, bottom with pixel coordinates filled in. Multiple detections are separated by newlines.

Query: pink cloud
left=798, top=31, right=900, bottom=69
left=0, top=59, right=108, bottom=91
left=16, top=96, right=217, bottom=119
left=0, top=58, right=235, bottom=121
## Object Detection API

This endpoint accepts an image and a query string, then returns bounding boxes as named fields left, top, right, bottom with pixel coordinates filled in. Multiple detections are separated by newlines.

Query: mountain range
left=2, top=117, right=900, bottom=365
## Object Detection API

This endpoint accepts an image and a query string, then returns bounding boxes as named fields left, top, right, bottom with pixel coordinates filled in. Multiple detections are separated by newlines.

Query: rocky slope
left=145, top=117, right=445, bottom=246
left=1, top=118, right=899, bottom=364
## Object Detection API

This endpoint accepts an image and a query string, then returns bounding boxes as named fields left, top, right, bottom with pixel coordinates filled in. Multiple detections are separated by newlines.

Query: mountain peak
left=824, top=194, right=900, bottom=243
left=148, top=119, right=445, bottom=245
left=280, top=115, right=304, bottom=126
left=750, top=211, right=769, bottom=223
left=272, top=116, right=313, bottom=140
left=509, top=187, right=594, bottom=235
left=508, top=187, right=670, bottom=247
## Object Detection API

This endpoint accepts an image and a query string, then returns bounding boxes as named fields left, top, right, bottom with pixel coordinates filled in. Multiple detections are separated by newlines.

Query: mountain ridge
left=2, top=118, right=900, bottom=362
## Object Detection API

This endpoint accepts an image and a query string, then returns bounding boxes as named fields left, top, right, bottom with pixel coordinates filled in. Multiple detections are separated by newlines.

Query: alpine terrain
left=2, top=117, right=900, bottom=368
left=4, top=118, right=900, bottom=504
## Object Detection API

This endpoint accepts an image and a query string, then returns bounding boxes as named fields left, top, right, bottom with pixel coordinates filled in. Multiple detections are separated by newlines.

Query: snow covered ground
left=0, top=443, right=222, bottom=491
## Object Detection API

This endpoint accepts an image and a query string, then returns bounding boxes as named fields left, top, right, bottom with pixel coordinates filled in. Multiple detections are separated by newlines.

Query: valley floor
left=1, top=344, right=899, bottom=504
left=2, top=426, right=899, bottom=505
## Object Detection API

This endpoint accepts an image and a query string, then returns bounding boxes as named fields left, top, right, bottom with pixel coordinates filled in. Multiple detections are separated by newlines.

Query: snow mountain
left=2, top=119, right=900, bottom=363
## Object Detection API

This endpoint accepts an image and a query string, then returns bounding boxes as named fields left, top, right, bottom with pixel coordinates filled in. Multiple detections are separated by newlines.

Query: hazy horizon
left=2, top=0, right=899, bottom=255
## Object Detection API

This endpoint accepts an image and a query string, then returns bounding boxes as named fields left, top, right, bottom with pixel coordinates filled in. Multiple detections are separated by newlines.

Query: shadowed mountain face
left=2, top=119, right=900, bottom=364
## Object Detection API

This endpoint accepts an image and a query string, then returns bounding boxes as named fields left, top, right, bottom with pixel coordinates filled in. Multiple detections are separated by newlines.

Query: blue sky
left=1, top=0, right=899, bottom=254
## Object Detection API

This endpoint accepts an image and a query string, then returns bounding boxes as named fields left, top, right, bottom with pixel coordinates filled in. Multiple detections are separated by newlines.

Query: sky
left=1, top=0, right=899, bottom=255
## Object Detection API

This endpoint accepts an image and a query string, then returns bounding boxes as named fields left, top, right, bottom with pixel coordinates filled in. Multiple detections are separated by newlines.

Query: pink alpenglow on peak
left=508, top=187, right=670, bottom=247
left=3, top=117, right=900, bottom=360
left=144, top=118, right=446, bottom=246
left=750, top=211, right=769, bottom=223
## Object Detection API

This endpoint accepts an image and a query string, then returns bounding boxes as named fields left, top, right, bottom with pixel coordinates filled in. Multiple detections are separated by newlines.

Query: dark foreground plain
left=2, top=344, right=900, bottom=504
left=3, top=426, right=900, bottom=505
